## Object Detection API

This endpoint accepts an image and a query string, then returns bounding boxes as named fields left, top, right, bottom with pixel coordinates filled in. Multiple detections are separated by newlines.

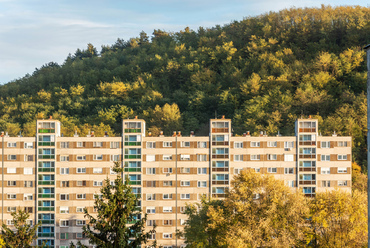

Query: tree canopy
left=82, top=162, right=155, bottom=247
left=0, top=5, right=369, bottom=168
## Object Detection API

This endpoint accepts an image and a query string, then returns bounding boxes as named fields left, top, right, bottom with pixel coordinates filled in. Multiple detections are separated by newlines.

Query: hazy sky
left=0, top=0, right=368, bottom=84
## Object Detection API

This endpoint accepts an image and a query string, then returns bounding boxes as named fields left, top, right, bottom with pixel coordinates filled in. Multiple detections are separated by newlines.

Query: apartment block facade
left=0, top=117, right=351, bottom=247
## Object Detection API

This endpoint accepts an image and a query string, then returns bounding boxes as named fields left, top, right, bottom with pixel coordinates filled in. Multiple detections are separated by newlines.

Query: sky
left=0, top=0, right=368, bottom=84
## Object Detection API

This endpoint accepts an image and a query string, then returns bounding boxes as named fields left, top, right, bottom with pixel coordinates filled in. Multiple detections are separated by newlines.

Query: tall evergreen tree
left=1, top=209, right=39, bottom=248
left=83, top=162, right=155, bottom=247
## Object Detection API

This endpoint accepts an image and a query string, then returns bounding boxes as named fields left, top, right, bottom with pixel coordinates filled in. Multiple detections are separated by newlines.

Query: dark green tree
left=1, top=209, right=39, bottom=248
left=83, top=162, right=155, bottom=247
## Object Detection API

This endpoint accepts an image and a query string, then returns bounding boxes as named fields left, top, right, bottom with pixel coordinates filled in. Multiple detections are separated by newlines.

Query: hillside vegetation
left=0, top=5, right=369, bottom=167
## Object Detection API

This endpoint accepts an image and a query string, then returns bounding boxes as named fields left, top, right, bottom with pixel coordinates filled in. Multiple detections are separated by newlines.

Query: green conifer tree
left=83, top=162, right=155, bottom=247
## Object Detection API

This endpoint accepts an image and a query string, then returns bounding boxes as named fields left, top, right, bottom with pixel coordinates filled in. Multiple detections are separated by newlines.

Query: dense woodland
left=0, top=5, right=369, bottom=168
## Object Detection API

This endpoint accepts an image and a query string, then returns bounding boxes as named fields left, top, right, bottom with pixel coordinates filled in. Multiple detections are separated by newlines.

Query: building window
left=76, top=207, right=84, bottom=213
left=284, top=168, right=294, bottom=174
left=284, top=141, right=294, bottom=149
left=284, top=154, right=294, bottom=161
left=60, top=194, right=69, bottom=201
left=7, top=207, right=16, bottom=212
left=60, top=156, right=69, bottom=162
left=146, top=142, right=156, bottom=149
left=163, top=233, right=173, bottom=239
left=197, top=142, right=207, bottom=148
left=181, top=168, right=190, bottom=173
left=60, top=233, right=69, bottom=240
left=322, top=181, right=330, bottom=187
left=111, top=155, right=120, bottom=162
left=146, top=180, right=155, bottom=187
left=77, top=168, right=86, bottom=173
left=198, top=168, right=207, bottom=174
left=338, top=155, right=347, bottom=160
left=93, top=142, right=103, bottom=147
left=267, top=141, right=277, bottom=147
left=60, top=207, right=69, bottom=214
left=7, top=168, right=16, bottom=173
left=77, top=181, right=87, bottom=187
left=234, top=155, right=243, bottom=162
left=182, top=141, right=190, bottom=147
left=163, top=142, right=172, bottom=147
left=24, top=168, right=33, bottom=175
left=338, top=141, right=348, bottom=147
left=234, top=142, right=243, bottom=148
left=60, top=142, right=69, bottom=148
left=7, top=155, right=17, bottom=161
left=180, top=194, right=190, bottom=199
left=93, top=181, right=103, bottom=186
left=180, top=154, right=190, bottom=160
left=76, top=220, right=86, bottom=226
left=146, top=155, right=155, bottom=162
left=93, top=168, right=103, bottom=174
left=163, top=155, right=172, bottom=160
left=267, top=168, right=277, bottom=173
left=7, top=220, right=14, bottom=225
left=146, top=207, right=156, bottom=214
left=7, top=181, right=16, bottom=186
left=61, top=181, right=70, bottom=187
left=24, top=155, right=33, bottom=161
left=267, top=154, right=277, bottom=160
left=197, top=154, right=207, bottom=161
left=148, top=233, right=156, bottom=240
left=251, top=142, right=260, bottom=147
left=24, top=142, right=33, bottom=148
left=286, top=180, right=294, bottom=187
left=93, top=155, right=103, bottom=160
left=24, top=194, right=33, bottom=200
left=163, top=220, right=173, bottom=226
left=60, top=168, right=69, bottom=175
left=338, top=167, right=347, bottom=173
left=7, top=142, right=16, bottom=148
left=76, top=155, right=86, bottom=161
left=146, top=194, right=156, bottom=201
left=77, top=142, right=84, bottom=148
left=251, top=155, right=260, bottom=160
left=181, top=181, right=190, bottom=187
left=60, top=220, right=69, bottom=227
left=163, top=206, right=172, bottom=212
left=76, top=194, right=86, bottom=199
left=198, top=181, right=207, bottom=187
left=321, top=141, right=330, bottom=148
left=321, top=155, right=330, bottom=161
left=338, top=181, right=347, bottom=186
left=110, top=142, right=119, bottom=148
left=163, top=181, right=173, bottom=186
left=321, top=168, right=330, bottom=174
left=163, top=168, right=173, bottom=173
left=163, top=194, right=172, bottom=200
left=146, top=168, right=156, bottom=175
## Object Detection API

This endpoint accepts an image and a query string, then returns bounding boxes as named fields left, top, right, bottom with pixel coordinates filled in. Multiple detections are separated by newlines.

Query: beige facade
left=0, top=117, right=351, bottom=247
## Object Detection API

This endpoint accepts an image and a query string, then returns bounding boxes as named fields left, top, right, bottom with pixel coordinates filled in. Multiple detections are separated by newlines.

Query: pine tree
left=83, top=162, right=155, bottom=247
left=1, top=209, right=39, bottom=247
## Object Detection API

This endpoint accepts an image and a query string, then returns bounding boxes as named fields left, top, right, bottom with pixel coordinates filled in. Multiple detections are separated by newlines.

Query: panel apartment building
left=0, top=116, right=351, bottom=247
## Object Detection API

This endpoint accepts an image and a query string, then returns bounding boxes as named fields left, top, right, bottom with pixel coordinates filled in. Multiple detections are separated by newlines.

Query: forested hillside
left=0, top=5, right=369, bottom=167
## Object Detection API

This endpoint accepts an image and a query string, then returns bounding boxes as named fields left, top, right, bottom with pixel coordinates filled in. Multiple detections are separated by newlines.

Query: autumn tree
left=1, top=209, right=39, bottom=247
left=309, top=189, right=367, bottom=247
left=183, top=169, right=309, bottom=247
left=82, top=162, right=155, bottom=247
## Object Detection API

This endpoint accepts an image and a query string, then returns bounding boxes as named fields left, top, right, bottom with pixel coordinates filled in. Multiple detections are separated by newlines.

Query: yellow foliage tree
left=184, top=169, right=309, bottom=248
left=309, top=189, right=367, bottom=247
